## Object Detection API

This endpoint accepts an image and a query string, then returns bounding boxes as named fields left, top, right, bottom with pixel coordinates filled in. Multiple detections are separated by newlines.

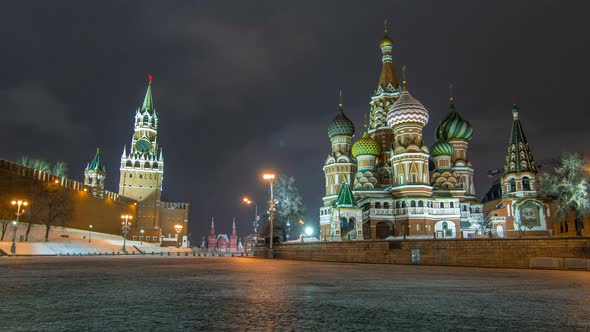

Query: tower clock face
left=135, top=139, right=151, bottom=153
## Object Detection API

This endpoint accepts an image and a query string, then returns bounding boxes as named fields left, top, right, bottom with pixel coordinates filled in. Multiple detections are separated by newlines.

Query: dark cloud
left=1, top=1, right=589, bottom=239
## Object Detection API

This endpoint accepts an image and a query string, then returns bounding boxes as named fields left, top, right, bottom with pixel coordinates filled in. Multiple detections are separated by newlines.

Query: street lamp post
left=10, top=200, right=28, bottom=254
left=121, top=214, right=132, bottom=253
left=263, top=173, right=276, bottom=250
left=242, top=197, right=259, bottom=244
left=174, top=224, right=183, bottom=248
left=140, top=229, right=144, bottom=245
left=89, top=225, right=93, bottom=243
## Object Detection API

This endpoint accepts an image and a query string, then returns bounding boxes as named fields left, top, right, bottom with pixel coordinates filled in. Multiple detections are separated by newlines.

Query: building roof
left=387, top=78, right=429, bottom=127
left=503, top=105, right=538, bottom=175
left=336, top=182, right=357, bottom=207
left=86, top=148, right=105, bottom=171
left=435, top=97, right=473, bottom=141
left=352, top=131, right=381, bottom=157
left=328, top=93, right=355, bottom=138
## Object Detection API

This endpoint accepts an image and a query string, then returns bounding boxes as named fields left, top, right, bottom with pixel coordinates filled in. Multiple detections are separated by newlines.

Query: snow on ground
left=0, top=223, right=192, bottom=256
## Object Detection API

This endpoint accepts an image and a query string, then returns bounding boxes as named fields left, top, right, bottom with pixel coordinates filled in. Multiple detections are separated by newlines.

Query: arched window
left=475, top=207, right=480, bottom=213
left=462, top=205, right=467, bottom=211
left=509, top=179, right=516, bottom=192
left=145, top=162, right=150, bottom=168
left=396, top=201, right=400, bottom=209
left=143, top=115, right=149, bottom=123
left=375, top=202, right=381, bottom=209
left=449, top=202, right=454, bottom=208
left=383, top=202, right=389, bottom=209
left=410, top=201, right=416, bottom=208
left=129, top=173, right=133, bottom=178
left=134, top=161, right=140, bottom=168
left=442, top=221, right=448, bottom=230
left=418, top=201, right=424, bottom=208
left=522, top=177, right=531, bottom=191
left=126, top=161, right=132, bottom=167
left=402, top=201, right=407, bottom=208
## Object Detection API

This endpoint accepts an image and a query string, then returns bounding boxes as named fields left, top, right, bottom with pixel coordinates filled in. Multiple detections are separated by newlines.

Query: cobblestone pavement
left=0, top=257, right=589, bottom=331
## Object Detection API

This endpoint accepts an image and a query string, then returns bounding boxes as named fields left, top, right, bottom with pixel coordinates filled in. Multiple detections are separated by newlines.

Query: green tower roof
left=141, top=74, right=155, bottom=114
left=87, top=148, right=105, bottom=172
left=336, top=182, right=356, bottom=207
left=504, top=105, right=537, bottom=175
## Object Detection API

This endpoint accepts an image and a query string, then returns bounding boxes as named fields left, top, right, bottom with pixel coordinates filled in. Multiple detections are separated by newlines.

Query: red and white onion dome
left=387, top=84, right=429, bottom=127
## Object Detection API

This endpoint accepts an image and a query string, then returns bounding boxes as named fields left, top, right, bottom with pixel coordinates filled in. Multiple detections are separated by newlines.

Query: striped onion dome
left=328, top=108, right=355, bottom=138
left=435, top=97, right=473, bottom=141
left=430, top=140, right=454, bottom=157
left=352, top=131, right=381, bottom=158
left=387, top=84, right=429, bottom=127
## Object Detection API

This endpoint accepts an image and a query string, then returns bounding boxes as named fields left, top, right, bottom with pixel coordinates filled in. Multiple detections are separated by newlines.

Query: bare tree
left=31, top=182, right=73, bottom=242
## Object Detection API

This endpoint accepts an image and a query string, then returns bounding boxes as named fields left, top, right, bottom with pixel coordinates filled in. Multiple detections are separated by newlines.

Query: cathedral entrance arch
left=435, top=221, right=456, bottom=239
left=375, top=221, right=395, bottom=239
left=340, top=217, right=356, bottom=240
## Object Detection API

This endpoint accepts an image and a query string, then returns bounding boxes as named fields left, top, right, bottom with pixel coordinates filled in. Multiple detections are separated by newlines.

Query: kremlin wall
left=0, top=160, right=136, bottom=236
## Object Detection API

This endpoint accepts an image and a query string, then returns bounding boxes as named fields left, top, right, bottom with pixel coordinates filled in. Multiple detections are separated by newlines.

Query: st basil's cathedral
left=319, top=25, right=486, bottom=241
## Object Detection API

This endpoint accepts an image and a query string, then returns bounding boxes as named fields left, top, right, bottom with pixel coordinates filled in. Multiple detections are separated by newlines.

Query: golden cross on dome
left=338, top=89, right=343, bottom=109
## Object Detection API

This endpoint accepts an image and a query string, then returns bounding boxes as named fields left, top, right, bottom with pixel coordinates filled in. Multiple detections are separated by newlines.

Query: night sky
left=1, top=1, right=588, bottom=240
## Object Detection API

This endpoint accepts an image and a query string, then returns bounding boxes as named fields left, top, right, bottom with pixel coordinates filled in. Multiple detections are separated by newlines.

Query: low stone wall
left=255, top=238, right=590, bottom=269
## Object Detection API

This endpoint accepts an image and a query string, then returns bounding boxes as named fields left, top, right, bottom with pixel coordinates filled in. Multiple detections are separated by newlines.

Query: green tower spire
left=141, top=74, right=154, bottom=114
left=87, top=148, right=105, bottom=171
left=504, top=105, right=537, bottom=175
left=336, top=181, right=357, bottom=207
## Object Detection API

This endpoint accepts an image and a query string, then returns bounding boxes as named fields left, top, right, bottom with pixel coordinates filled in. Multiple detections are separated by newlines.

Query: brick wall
left=256, top=238, right=590, bottom=269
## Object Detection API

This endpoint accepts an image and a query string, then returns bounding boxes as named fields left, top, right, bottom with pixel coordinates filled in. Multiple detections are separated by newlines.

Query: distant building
left=206, top=218, right=243, bottom=252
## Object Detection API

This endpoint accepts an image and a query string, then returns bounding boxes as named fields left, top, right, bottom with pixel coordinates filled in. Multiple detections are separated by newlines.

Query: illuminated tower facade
left=323, top=94, right=356, bottom=201
left=387, top=77, right=432, bottom=197
left=369, top=23, right=402, bottom=186
left=501, top=105, right=538, bottom=196
left=118, top=75, right=164, bottom=229
left=84, top=148, right=106, bottom=198
left=435, top=96, right=476, bottom=200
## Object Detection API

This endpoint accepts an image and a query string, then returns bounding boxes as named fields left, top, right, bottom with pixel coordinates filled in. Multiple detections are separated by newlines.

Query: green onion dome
left=430, top=140, right=454, bottom=157
left=352, top=131, right=381, bottom=158
left=328, top=108, right=355, bottom=138
left=435, top=97, right=473, bottom=141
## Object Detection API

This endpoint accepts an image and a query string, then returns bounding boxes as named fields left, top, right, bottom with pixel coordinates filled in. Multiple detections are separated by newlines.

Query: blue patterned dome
left=328, top=109, right=355, bottom=138
left=435, top=98, right=473, bottom=141
left=430, top=140, right=454, bottom=157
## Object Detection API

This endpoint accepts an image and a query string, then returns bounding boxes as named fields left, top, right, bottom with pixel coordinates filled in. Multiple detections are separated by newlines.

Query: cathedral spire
left=504, top=104, right=537, bottom=175
left=232, top=218, right=236, bottom=236
left=376, top=20, right=399, bottom=92
left=210, top=217, right=215, bottom=235
left=86, top=148, right=105, bottom=171
left=336, top=181, right=356, bottom=207
left=141, top=74, right=154, bottom=114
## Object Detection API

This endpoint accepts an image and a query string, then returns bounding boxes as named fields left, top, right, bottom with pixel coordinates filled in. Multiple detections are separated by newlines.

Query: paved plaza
left=0, top=257, right=589, bottom=331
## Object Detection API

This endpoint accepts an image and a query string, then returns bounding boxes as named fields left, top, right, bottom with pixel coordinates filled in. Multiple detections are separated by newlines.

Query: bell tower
left=118, top=75, right=164, bottom=229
